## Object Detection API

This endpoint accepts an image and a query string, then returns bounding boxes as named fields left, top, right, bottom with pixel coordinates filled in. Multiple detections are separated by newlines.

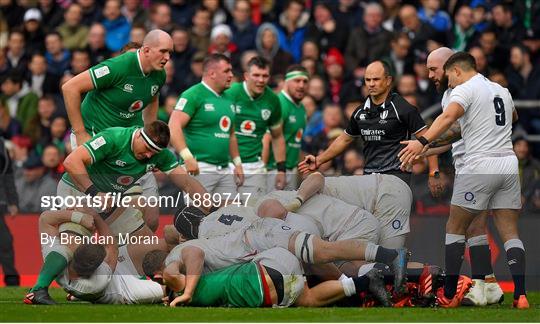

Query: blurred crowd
left=0, top=0, right=539, bottom=213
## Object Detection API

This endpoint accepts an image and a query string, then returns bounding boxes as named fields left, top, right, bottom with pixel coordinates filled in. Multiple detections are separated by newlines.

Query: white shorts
left=95, top=245, right=163, bottom=304
left=451, top=155, right=521, bottom=210
left=374, top=175, right=412, bottom=241
left=266, top=168, right=298, bottom=193
left=238, top=160, right=267, bottom=199
left=136, top=172, right=159, bottom=198
left=194, top=161, right=237, bottom=198
left=334, top=209, right=380, bottom=243
left=252, top=247, right=305, bottom=308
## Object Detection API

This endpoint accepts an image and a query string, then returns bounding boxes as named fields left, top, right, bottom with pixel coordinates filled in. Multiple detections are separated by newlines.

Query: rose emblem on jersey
left=117, top=175, right=134, bottom=186
left=240, top=120, right=256, bottom=134
left=219, top=116, right=231, bottom=132
left=261, top=109, right=271, bottom=121
left=294, top=129, right=303, bottom=142
left=129, top=100, right=144, bottom=112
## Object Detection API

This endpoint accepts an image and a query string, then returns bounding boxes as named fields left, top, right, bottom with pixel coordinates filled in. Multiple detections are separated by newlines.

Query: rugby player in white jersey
left=399, top=52, right=527, bottom=309
left=425, top=47, right=503, bottom=306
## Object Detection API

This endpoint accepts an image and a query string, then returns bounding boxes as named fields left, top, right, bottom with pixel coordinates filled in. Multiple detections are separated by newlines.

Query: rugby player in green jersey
left=62, top=29, right=173, bottom=231
left=223, top=56, right=287, bottom=199
left=168, top=53, right=244, bottom=201
left=263, top=65, right=308, bottom=191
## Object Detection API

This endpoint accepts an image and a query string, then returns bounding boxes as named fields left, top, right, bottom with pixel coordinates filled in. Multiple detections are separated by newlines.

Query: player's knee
left=293, top=232, right=316, bottom=264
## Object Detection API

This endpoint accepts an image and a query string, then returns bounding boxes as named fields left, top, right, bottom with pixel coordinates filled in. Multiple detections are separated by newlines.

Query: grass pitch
left=0, top=288, right=538, bottom=322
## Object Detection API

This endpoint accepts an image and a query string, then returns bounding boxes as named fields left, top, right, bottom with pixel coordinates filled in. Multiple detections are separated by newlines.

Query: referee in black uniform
left=299, top=60, right=439, bottom=184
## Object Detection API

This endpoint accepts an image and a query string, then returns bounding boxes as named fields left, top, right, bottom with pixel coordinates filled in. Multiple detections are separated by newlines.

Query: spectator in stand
left=477, top=30, right=507, bottom=72
left=46, top=115, right=68, bottom=155
left=399, top=5, right=436, bottom=54
left=147, top=2, right=173, bottom=34
left=412, top=55, right=437, bottom=107
left=0, top=72, right=39, bottom=135
left=25, top=54, right=61, bottom=98
left=0, top=98, right=22, bottom=140
left=342, top=148, right=365, bottom=175
left=505, top=44, right=540, bottom=100
left=6, top=30, right=29, bottom=76
left=449, top=5, right=478, bottom=51
left=306, top=2, right=348, bottom=55
left=129, top=24, right=146, bottom=45
left=384, top=32, right=414, bottom=78
left=208, top=24, right=238, bottom=57
left=41, top=144, right=64, bottom=179
left=38, top=0, right=65, bottom=32
left=513, top=137, right=540, bottom=209
left=488, top=70, right=509, bottom=88
left=190, top=6, right=212, bottom=54
left=8, top=135, right=32, bottom=170
left=490, top=4, right=526, bottom=55
left=14, top=153, right=56, bottom=213
left=0, top=0, right=24, bottom=29
left=22, top=8, right=46, bottom=55
left=323, top=48, right=346, bottom=104
left=275, top=0, right=309, bottom=63
left=56, top=3, right=89, bottom=50
left=26, top=95, right=56, bottom=146
left=307, top=76, right=327, bottom=111
left=255, top=22, right=293, bottom=76
left=159, top=60, right=181, bottom=105
left=121, top=0, right=147, bottom=27
left=158, top=94, right=177, bottom=123
left=78, top=0, right=103, bottom=27
left=302, top=95, right=320, bottom=142
left=345, top=2, right=392, bottom=73
left=472, top=3, right=489, bottom=33
left=397, top=73, right=430, bottom=110
left=203, top=0, right=227, bottom=27
left=170, top=0, right=195, bottom=28
left=86, top=23, right=111, bottom=65
left=230, top=0, right=257, bottom=53
left=44, top=32, right=71, bottom=77
left=468, top=46, right=492, bottom=77
left=102, top=0, right=131, bottom=53
left=418, top=0, right=452, bottom=32
left=332, top=0, right=363, bottom=29
left=180, top=51, right=205, bottom=92
left=171, top=27, right=195, bottom=85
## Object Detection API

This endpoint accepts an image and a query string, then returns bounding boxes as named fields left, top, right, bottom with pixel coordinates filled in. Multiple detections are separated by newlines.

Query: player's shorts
left=165, top=229, right=257, bottom=273
left=95, top=245, right=163, bottom=304
left=451, top=154, right=521, bottom=210
left=194, top=161, right=237, bottom=198
left=253, top=247, right=305, bottom=307
left=266, top=168, right=298, bottom=193
left=374, top=175, right=412, bottom=241
left=135, top=172, right=159, bottom=198
left=238, top=160, right=267, bottom=199
left=333, top=209, right=380, bottom=243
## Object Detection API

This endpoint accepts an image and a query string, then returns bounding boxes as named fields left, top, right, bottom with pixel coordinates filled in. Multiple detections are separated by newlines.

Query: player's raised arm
left=62, top=70, right=95, bottom=145
left=284, top=172, right=324, bottom=212
left=299, top=132, right=353, bottom=174
left=92, top=213, right=118, bottom=271
left=63, top=144, right=98, bottom=194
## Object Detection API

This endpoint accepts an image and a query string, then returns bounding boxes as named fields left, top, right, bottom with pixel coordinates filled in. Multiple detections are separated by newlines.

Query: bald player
left=62, top=29, right=174, bottom=232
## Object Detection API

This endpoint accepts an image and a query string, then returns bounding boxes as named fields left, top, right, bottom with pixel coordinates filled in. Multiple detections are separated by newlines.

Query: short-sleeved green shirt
left=174, top=82, right=236, bottom=166
left=224, top=82, right=282, bottom=163
left=62, top=127, right=179, bottom=193
left=267, top=91, right=306, bottom=170
left=189, top=261, right=264, bottom=307
left=82, top=50, right=166, bottom=134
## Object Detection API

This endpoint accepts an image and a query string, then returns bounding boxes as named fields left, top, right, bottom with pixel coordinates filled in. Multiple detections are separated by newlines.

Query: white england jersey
left=199, top=205, right=260, bottom=239
left=448, top=74, right=514, bottom=160
left=441, top=88, right=465, bottom=168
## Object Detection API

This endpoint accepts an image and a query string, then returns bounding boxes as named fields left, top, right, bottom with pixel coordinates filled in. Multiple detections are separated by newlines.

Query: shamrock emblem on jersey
left=294, top=129, right=303, bottom=143
left=261, top=109, right=271, bottom=121
left=117, top=175, right=134, bottom=186
left=151, top=85, right=159, bottom=96
left=219, top=116, right=231, bottom=132
left=240, top=120, right=256, bottom=134
left=129, top=100, right=144, bottom=112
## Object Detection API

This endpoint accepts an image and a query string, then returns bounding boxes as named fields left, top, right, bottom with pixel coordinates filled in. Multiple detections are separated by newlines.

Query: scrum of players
left=22, top=29, right=527, bottom=309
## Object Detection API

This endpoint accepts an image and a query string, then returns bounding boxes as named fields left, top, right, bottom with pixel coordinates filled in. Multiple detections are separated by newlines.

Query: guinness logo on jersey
left=117, top=175, right=134, bottom=186
left=151, top=85, right=159, bottom=96
left=240, top=120, right=256, bottom=134
left=219, top=116, right=231, bottom=132
left=129, top=100, right=144, bottom=112
left=261, top=109, right=271, bottom=121
left=294, top=129, right=303, bottom=142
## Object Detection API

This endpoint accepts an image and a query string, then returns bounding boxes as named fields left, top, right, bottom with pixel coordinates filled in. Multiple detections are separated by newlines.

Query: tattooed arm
left=428, top=121, right=462, bottom=148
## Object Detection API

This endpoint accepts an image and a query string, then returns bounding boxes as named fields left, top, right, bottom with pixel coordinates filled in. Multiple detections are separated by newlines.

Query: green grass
left=0, top=288, right=538, bottom=322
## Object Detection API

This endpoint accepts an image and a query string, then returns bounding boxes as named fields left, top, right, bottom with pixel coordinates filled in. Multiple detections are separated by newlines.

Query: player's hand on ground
left=275, top=171, right=286, bottom=190
left=298, top=155, right=318, bottom=174
left=169, top=294, right=192, bottom=307
left=398, top=140, right=425, bottom=169
left=428, top=175, right=446, bottom=198
left=7, top=205, right=17, bottom=217
left=75, top=131, right=92, bottom=145
left=234, top=165, right=244, bottom=186
left=184, top=157, right=200, bottom=176
left=80, top=213, right=96, bottom=232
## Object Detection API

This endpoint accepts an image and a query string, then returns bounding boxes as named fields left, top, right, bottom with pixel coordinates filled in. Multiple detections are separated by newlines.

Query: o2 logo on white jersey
left=294, top=129, right=303, bottom=143
left=128, top=100, right=144, bottom=112
left=219, top=116, right=231, bottom=132
left=117, top=175, right=134, bottom=186
left=261, top=109, right=271, bottom=121
left=240, top=120, right=256, bottom=134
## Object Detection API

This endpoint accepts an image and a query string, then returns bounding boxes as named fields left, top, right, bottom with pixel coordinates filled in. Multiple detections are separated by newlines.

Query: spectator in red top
left=324, top=48, right=345, bottom=104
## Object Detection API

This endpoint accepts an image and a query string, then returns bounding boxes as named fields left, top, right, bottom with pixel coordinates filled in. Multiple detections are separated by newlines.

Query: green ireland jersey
left=82, top=50, right=165, bottom=134
left=174, top=82, right=236, bottom=166
left=267, top=91, right=306, bottom=170
left=62, top=127, right=179, bottom=193
left=223, top=82, right=282, bottom=163
left=189, top=262, right=264, bottom=307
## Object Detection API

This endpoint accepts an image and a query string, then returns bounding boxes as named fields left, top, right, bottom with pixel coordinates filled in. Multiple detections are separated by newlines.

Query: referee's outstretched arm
left=298, top=132, right=353, bottom=174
